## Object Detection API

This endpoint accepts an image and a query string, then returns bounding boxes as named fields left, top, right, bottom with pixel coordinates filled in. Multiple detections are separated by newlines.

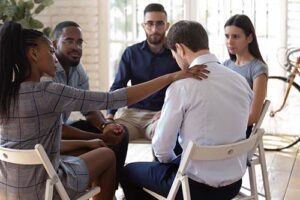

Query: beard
left=146, top=32, right=165, bottom=45
left=56, top=51, right=81, bottom=67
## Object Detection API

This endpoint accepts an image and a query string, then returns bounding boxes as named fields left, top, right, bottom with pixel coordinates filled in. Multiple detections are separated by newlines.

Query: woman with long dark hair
left=224, top=14, right=268, bottom=137
left=0, top=21, right=207, bottom=200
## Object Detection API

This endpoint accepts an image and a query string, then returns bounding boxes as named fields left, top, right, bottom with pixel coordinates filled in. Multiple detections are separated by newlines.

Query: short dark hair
left=53, top=21, right=80, bottom=40
left=224, top=14, right=265, bottom=64
left=144, top=3, right=167, bottom=16
left=166, top=20, right=209, bottom=52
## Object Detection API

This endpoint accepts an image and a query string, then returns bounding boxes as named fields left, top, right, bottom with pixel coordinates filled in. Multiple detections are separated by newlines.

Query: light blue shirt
left=153, top=53, right=253, bottom=187
left=53, top=62, right=89, bottom=122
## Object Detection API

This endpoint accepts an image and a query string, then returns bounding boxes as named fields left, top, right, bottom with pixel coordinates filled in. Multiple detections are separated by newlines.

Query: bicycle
left=262, top=48, right=300, bottom=151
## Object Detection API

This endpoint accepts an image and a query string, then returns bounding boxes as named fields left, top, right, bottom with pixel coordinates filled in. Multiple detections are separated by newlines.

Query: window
left=107, top=0, right=299, bottom=85
left=109, top=0, right=184, bottom=86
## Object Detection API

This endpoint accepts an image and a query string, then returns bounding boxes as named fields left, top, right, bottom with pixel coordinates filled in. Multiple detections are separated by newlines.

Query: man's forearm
left=85, top=111, right=107, bottom=129
left=62, top=125, right=103, bottom=140
left=60, top=140, right=88, bottom=153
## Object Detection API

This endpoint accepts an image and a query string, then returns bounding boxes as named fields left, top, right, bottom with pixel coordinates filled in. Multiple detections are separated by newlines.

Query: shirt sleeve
left=40, top=82, right=128, bottom=114
left=77, top=64, right=90, bottom=116
left=108, top=49, right=131, bottom=115
left=77, top=64, right=89, bottom=90
left=252, top=61, right=268, bottom=80
left=152, top=82, right=186, bottom=163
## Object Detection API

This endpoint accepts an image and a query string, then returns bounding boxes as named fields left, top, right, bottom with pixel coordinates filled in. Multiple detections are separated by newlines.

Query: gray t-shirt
left=223, top=59, right=268, bottom=88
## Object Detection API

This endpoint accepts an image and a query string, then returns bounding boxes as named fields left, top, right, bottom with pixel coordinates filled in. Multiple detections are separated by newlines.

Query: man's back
left=153, top=55, right=253, bottom=187
left=177, top=63, right=252, bottom=147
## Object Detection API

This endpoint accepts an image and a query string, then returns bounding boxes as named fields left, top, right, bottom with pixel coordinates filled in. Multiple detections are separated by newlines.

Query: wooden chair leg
left=45, top=179, right=54, bottom=200
left=181, top=177, right=191, bottom=200
left=248, top=163, right=258, bottom=200
left=258, top=142, right=271, bottom=200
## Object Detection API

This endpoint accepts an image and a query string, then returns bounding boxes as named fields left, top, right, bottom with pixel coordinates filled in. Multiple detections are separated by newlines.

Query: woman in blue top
left=0, top=21, right=208, bottom=200
left=223, top=14, right=268, bottom=137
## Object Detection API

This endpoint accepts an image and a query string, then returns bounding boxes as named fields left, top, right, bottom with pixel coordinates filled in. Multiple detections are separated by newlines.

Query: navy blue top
left=108, top=40, right=180, bottom=115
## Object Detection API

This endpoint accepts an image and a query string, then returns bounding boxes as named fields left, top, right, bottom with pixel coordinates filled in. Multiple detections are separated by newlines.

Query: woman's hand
left=86, top=139, right=107, bottom=149
left=171, top=64, right=209, bottom=81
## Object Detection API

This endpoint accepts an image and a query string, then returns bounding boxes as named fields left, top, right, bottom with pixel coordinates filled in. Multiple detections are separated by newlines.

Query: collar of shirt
left=55, top=61, right=80, bottom=77
left=189, top=53, right=220, bottom=68
left=56, top=61, right=65, bottom=73
left=140, top=40, right=169, bottom=55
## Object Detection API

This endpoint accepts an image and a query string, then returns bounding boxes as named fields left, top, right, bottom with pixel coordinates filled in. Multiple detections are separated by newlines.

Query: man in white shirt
left=120, top=20, right=253, bottom=200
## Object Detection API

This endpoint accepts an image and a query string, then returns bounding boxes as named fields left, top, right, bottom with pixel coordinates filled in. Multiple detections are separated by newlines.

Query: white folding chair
left=0, top=144, right=100, bottom=200
left=238, top=100, right=271, bottom=200
left=143, top=128, right=266, bottom=200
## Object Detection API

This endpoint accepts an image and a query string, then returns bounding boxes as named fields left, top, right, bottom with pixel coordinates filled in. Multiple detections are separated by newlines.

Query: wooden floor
left=116, top=134, right=300, bottom=200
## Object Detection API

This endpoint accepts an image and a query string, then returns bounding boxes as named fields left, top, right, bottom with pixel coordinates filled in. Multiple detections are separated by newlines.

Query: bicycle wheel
left=262, top=76, right=300, bottom=136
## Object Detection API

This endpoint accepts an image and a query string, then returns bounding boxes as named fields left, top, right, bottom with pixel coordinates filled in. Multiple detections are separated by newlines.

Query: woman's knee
left=97, top=147, right=116, bottom=165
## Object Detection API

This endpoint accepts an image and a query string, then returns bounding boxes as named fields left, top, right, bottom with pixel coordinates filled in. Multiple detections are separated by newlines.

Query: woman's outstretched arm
left=126, top=65, right=208, bottom=105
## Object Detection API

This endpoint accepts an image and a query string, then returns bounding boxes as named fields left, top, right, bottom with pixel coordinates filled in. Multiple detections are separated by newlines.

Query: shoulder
left=125, top=41, right=144, bottom=52
left=251, top=59, right=268, bottom=69
left=75, top=63, right=88, bottom=74
left=250, top=59, right=268, bottom=75
left=223, top=59, right=234, bottom=67
left=121, top=42, right=143, bottom=58
left=19, top=81, right=67, bottom=96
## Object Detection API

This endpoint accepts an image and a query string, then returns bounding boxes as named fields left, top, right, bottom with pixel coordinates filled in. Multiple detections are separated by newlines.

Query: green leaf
left=10, top=0, right=16, bottom=6
left=34, top=4, right=45, bottom=14
left=3, top=5, right=17, bottom=19
left=14, top=1, right=25, bottom=20
left=24, top=1, right=34, bottom=10
left=0, top=0, right=53, bottom=29
left=18, top=18, right=30, bottom=28
left=28, top=17, right=44, bottom=29
left=41, top=0, right=53, bottom=7
left=43, top=26, right=52, bottom=37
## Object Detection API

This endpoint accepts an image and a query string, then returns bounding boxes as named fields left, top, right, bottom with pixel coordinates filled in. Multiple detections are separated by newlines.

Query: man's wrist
left=98, top=121, right=114, bottom=132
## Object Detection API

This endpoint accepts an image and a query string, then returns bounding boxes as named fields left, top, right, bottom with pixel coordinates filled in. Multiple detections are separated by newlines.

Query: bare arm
left=126, top=65, right=208, bottom=105
left=248, top=74, right=268, bottom=125
left=62, top=124, right=103, bottom=140
left=85, top=110, right=106, bottom=129
left=60, top=139, right=106, bottom=154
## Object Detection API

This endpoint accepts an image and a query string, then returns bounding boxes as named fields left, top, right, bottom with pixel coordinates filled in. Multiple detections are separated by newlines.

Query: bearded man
left=107, top=3, right=180, bottom=142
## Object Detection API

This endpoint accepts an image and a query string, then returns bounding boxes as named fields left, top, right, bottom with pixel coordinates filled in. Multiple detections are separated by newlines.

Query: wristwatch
left=99, top=121, right=114, bottom=132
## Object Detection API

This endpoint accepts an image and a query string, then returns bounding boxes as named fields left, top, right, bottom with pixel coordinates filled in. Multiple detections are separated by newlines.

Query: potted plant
left=0, top=0, right=54, bottom=36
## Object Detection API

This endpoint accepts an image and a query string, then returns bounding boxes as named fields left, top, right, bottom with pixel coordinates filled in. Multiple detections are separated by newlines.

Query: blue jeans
left=120, top=156, right=242, bottom=200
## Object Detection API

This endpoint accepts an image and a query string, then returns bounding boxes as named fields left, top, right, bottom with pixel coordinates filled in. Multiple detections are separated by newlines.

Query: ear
left=141, top=23, right=146, bottom=31
left=27, top=47, right=38, bottom=62
left=247, top=33, right=253, bottom=44
left=53, top=40, right=57, bottom=49
left=165, top=22, right=170, bottom=30
left=175, top=43, right=185, bottom=57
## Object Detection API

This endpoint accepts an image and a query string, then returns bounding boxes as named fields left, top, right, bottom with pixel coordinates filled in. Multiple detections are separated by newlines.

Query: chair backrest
left=179, top=128, right=265, bottom=174
left=165, top=129, right=265, bottom=200
left=0, top=145, right=42, bottom=165
left=251, top=99, right=270, bottom=136
left=0, top=144, right=70, bottom=200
